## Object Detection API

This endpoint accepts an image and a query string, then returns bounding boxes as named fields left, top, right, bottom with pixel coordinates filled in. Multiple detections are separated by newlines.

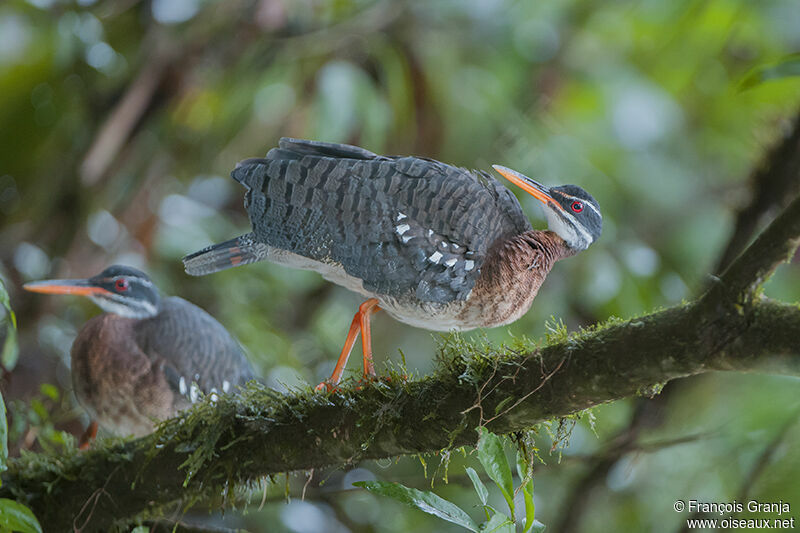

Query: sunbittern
left=24, top=265, right=256, bottom=442
left=183, top=139, right=601, bottom=390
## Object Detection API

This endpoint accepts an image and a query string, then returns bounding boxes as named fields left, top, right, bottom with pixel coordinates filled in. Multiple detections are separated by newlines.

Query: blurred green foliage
left=1, top=0, right=799, bottom=531
left=356, top=429, right=545, bottom=533
left=0, top=281, right=42, bottom=533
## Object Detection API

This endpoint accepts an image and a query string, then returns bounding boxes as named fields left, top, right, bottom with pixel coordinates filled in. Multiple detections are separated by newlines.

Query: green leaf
left=0, top=390, right=6, bottom=476
left=740, top=53, right=800, bottom=90
left=480, top=512, right=515, bottom=533
left=355, top=481, right=479, bottom=532
left=517, top=451, right=535, bottom=531
left=466, top=467, right=488, bottom=506
left=477, top=428, right=514, bottom=518
left=526, top=519, right=547, bottom=533
left=39, top=384, right=59, bottom=402
left=0, top=278, right=19, bottom=373
left=0, top=499, right=42, bottom=533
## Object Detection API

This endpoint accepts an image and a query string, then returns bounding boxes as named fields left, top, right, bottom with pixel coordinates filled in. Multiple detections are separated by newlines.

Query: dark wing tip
left=276, top=138, right=380, bottom=160
left=231, top=158, right=268, bottom=185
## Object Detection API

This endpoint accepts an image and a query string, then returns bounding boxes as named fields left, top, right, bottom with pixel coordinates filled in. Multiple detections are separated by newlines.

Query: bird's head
left=493, top=165, right=602, bottom=251
left=24, top=265, right=161, bottom=319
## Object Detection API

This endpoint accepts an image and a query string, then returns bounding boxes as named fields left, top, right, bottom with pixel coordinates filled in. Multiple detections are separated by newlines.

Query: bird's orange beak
left=23, top=279, right=108, bottom=296
left=492, top=165, right=564, bottom=211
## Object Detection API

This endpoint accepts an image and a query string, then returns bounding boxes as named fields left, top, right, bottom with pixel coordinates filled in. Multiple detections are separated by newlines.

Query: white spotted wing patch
left=178, top=376, right=232, bottom=404
left=391, top=212, right=482, bottom=302
left=189, top=382, right=201, bottom=403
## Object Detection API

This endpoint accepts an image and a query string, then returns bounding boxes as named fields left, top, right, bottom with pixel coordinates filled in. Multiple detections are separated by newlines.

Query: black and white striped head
left=493, top=165, right=602, bottom=251
left=24, top=265, right=161, bottom=319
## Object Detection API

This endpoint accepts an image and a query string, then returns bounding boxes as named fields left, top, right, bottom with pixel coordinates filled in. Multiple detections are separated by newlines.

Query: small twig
left=73, top=466, right=121, bottom=532
left=301, top=469, right=314, bottom=501
left=258, top=477, right=268, bottom=511
left=460, top=357, right=500, bottom=424
left=484, top=357, right=566, bottom=425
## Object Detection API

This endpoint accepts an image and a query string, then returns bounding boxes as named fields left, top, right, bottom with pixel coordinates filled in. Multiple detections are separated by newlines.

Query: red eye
left=115, top=278, right=129, bottom=291
left=571, top=201, right=584, bottom=213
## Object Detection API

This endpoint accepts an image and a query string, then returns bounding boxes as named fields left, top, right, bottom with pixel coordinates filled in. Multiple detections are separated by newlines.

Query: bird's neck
left=481, top=230, right=575, bottom=282
left=465, top=230, right=577, bottom=328
left=517, top=229, right=578, bottom=264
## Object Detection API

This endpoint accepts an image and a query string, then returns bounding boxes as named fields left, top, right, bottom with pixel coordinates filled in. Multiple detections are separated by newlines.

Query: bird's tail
left=183, top=233, right=268, bottom=276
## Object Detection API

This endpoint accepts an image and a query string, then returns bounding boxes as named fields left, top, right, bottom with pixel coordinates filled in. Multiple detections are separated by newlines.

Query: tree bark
left=2, top=189, right=800, bottom=530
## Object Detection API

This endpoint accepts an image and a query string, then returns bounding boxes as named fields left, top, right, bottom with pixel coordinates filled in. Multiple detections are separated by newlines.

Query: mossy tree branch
left=3, top=194, right=800, bottom=530
left=555, top=118, right=800, bottom=533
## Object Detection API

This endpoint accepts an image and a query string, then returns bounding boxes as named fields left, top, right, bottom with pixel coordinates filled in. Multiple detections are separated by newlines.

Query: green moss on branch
left=5, top=187, right=800, bottom=531
left=3, top=297, right=800, bottom=531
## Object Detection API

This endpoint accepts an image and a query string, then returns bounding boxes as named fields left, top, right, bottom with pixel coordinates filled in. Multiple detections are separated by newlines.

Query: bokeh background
left=1, top=0, right=800, bottom=531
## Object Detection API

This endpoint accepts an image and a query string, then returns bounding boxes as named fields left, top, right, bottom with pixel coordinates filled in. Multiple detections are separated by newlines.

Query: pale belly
left=264, top=247, right=537, bottom=332
left=378, top=291, right=536, bottom=332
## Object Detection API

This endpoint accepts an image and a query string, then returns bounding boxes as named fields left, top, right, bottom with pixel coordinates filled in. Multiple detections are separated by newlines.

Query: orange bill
left=492, top=165, right=563, bottom=211
left=23, top=279, right=108, bottom=296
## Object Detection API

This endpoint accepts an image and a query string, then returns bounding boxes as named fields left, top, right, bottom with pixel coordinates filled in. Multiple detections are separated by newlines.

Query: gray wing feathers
left=183, top=233, right=268, bottom=276
left=134, top=297, right=256, bottom=401
left=232, top=138, right=531, bottom=302
left=274, top=138, right=383, bottom=160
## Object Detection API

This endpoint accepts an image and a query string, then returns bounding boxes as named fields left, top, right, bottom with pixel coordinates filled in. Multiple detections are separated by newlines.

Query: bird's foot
left=315, top=373, right=408, bottom=393
left=354, top=374, right=379, bottom=391
left=314, top=376, right=381, bottom=392
left=78, top=421, right=98, bottom=451
left=379, top=374, right=409, bottom=384
left=314, top=380, right=338, bottom=393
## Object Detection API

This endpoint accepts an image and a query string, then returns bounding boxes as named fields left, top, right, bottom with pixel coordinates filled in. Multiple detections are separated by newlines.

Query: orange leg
left=316, top=298, right=381, bottom=391
left=79, top=420, right=98, bottom=450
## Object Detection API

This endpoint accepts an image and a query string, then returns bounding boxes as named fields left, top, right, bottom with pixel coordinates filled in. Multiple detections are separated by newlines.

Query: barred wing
left=232, top=138, right=531, bottom=303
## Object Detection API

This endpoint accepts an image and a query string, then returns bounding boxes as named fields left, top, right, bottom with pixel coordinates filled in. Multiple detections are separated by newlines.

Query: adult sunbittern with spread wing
left=183, top=139, right=602, bottom=390
left=24, top=265, right=256, bottom=443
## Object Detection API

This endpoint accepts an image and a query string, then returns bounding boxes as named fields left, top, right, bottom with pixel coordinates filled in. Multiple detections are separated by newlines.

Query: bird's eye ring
left=571, top=201, right=584, bottom=213
left=115, top=278, right=129, bottom=291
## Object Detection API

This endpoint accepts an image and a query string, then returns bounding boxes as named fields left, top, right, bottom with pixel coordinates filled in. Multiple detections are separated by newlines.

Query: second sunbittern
left=24, top=265, right=256, bottom=441
left=184, top=139, right=602, bottom=389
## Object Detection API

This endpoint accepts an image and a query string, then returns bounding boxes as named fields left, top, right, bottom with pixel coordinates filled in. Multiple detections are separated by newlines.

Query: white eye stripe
left=90, top=293, right=157, bottom=318
left=563, top=211, right=594, bottom=244
left=559, top=194, right=601, bottom=218
left=544, top=207, right=593, bottom=250
left=578, top=201, right=601, bottom=218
